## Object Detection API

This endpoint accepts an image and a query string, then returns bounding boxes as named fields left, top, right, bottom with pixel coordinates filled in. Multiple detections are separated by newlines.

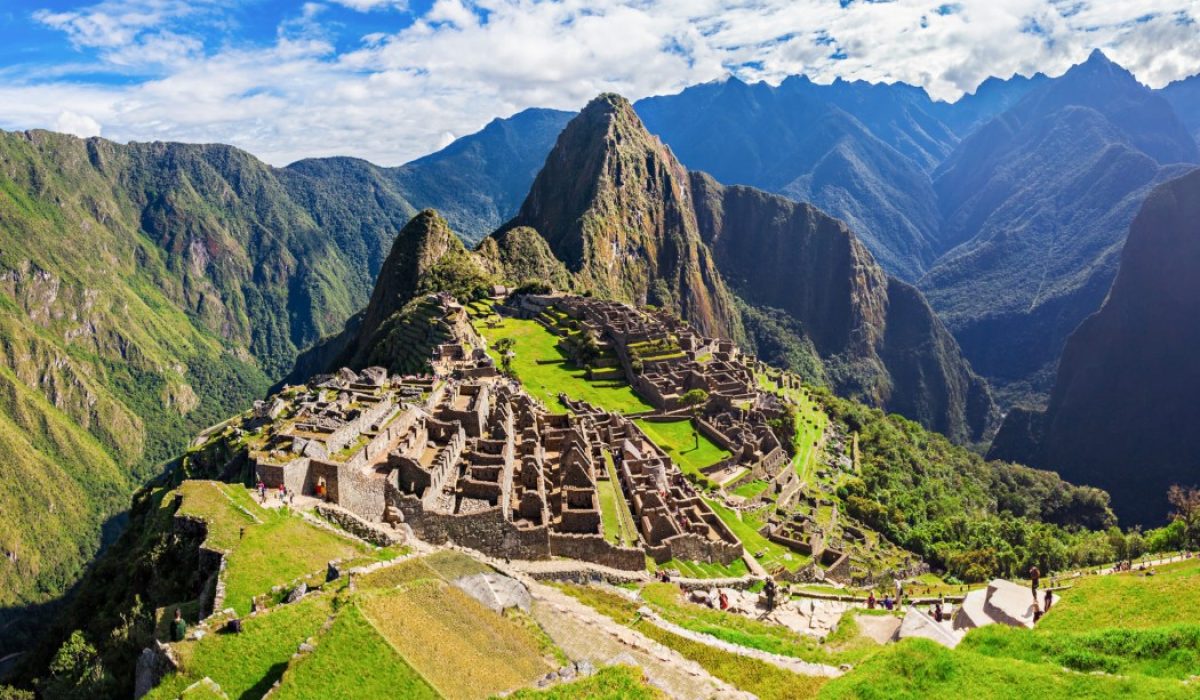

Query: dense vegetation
left=819, top=389, right=1121, bottom=581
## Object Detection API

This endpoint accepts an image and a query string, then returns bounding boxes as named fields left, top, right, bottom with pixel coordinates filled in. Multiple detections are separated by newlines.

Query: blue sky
left=0, top=1, right=1196, bottom=165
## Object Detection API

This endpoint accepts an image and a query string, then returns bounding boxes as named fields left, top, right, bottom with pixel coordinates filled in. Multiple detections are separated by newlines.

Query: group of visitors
left=255, top=479, right=298, bottom=506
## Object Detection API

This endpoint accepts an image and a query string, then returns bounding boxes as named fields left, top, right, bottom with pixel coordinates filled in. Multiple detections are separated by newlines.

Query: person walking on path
left=1029, top=565, right=1041, bottom=599
left=1044, top=588, right=1053, bottom=612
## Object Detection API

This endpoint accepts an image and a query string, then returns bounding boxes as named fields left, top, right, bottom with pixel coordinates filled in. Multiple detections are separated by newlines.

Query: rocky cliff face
left=501, top=94, right=744, bottom=341
left=989, top=169, right=1200, bottom=525
left=689, top=173, right=996, bottom=443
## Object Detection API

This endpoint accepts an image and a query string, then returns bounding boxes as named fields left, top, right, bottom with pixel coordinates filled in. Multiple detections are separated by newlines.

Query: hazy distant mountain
left=1160, top=74, right=1200, bottom=147
left=920, top=50, right=1199, bottom=405
left=634, top=77, right=946, bottom=280
left=990, top=169, right=1200, bottom=526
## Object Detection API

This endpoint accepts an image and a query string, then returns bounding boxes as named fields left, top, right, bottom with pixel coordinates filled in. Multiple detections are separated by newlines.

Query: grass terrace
left=479, top=316, right=652, bottom=414
left=506, top=664, right=665, bottom=699
left=146, top=594, right=334, bottom=700
left=175, top=481, right=393, bottom=615
left=634, top=418, right=730, bottom=481
left=703, top=497, right=807, bottom=573
left=359, top=579, right=553, bottom=699
left=272, top=603, right=438, bottom=700
left=818, top=637, right=1195, bottom=699
left=652, top=557, right=750, bottom=579
left=732, top=479, right=770, bottom=500
left=599, top=453, right=639, bottom=547
left=1036, top=557, right=1200, bottom=632
left=756, top=373, right=829, bottom=482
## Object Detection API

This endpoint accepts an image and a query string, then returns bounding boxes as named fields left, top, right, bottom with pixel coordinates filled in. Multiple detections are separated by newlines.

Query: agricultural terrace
left=146, top=595, right=335, bottom=699
left=272, top=603, right=438, bottom=700
left=756, top=372, right=828, bottom=482
left=599, top=452, right=639, bottom=547
left=358, top=579, right=553, bottom=699
left=175, top=481, right=397, bottom=615
left=478, top=315, right=652, bottom=414
left=702, top=497, right=807, bottom=573
left=634, top=418, right=730, bottom=480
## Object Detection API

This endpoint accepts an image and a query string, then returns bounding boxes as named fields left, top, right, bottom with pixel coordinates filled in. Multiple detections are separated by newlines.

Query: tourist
left=719, top=591, right=729, bottom=610
left=1029, top=564, right=1041, bottom=598
left=867, top=591, right=876, bottom=609
left=934, top=600, right=944, bottom=622
left=764, top=578, right=777, bottom=612
left=894, top=577, right=903, bottom=601
left=1044, top=588, right=1053, bottom=612
left=171, top=609, right=186, bottom=642
left=883, top=595, right=893, bottom=611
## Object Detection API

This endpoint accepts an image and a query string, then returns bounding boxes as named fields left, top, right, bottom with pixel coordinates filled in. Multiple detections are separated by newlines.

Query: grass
left=732, top=479, right=770, bottom=499
left=653, top=557, right=750, bottom=579
left=176, top=481, right=385, bottom=615
left=817, top=638, right=1196, bottom=699
left=503, top=664, right=665, bottom=699
left=598, top=453, right=639, bottom=547
left=479, top=316, right=652, bottom=414
left=961, top=622, right=1200, bottom=681
left=1037, top=557, right=1200, bottom=632
left=358, top=550, right=494, bottom=589
left=634, top=419, right=730, bottom=478
left=702, top=496, right=806, bottom=573
left=359, top=579, right=553, bottom=699
left=272, top=603, right=438, bottom=700
left=145, top=594, right=334, bottom=700
left=557, top=584, right=828, bottom=700
left=756, top=373, right=828, bottom=482
left=639, top=583, right=875, bottom=665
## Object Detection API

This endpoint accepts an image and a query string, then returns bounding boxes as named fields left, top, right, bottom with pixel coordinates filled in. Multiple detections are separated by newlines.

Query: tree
left=1167, top=484, right=1200, bottom=548
left=679, top=388, right=709, bottom=450
left=39, top=631, right=113, bottom=700
left=493, top=337, right=516, bottom=375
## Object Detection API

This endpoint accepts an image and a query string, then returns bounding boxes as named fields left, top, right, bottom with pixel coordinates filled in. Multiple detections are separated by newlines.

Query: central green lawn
left=479, top=316, right=652, bottom=414
left=755, top=373, right=828, bottom=482
left=653, top=557, right=750, bottom=579
left=634, top=418, right=730, bottom=479
left=176, top=481, right=392, bottom=615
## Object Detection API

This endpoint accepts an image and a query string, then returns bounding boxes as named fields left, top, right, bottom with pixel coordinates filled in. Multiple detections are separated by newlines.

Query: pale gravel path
left=524, top=579, right=755, bottom=700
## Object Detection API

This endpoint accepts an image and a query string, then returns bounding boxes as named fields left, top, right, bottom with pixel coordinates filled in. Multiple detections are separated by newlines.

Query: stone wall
left=548, top=533, right=645, bottom=571
left=391, top=493, right=552, bottom=561
left=314, top=503, right=403, bottom=547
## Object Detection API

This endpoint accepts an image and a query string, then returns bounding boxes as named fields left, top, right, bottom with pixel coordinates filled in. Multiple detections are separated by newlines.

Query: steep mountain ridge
left=920, top=50, right=1199, bottom=404
left=501, top=93, right=744, bottom=341
left=689, top=174, right=996, bottom=442
left=989, top=169, right=1200, bottom=526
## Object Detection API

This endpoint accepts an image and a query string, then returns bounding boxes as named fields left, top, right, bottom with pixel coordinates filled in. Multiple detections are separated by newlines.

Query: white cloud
left=328, top=0, right=409, bottom=11
left=53, top=110, right=102, bottom=138
left=6, top=1, right=1200, bottom=166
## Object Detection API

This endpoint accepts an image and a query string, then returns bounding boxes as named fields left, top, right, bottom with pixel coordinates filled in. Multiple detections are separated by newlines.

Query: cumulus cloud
left=53, top=110, right=102, bottom=138
left=5, top=0, right=1199, bottom=166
